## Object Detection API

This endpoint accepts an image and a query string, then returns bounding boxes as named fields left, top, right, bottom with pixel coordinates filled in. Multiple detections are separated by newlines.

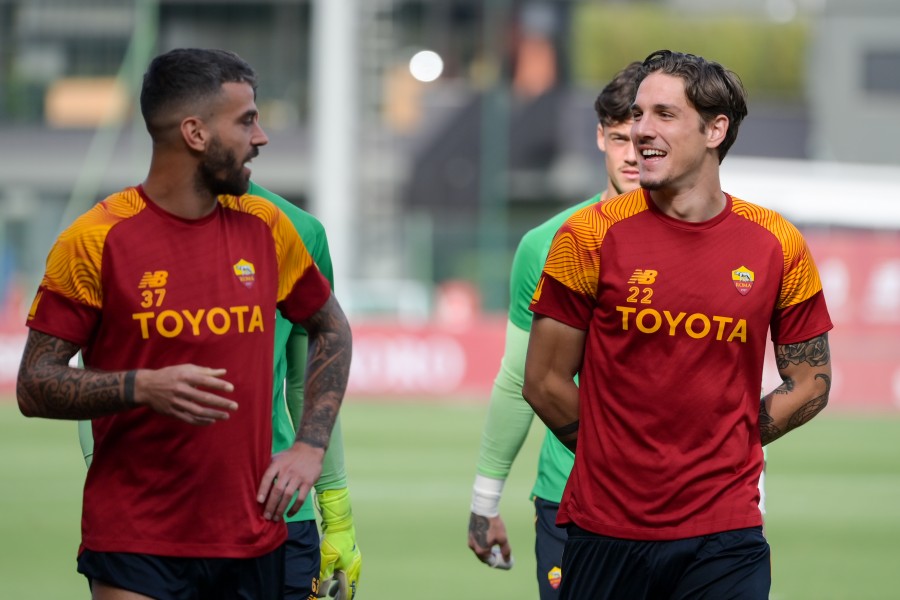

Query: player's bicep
left=526, top=316, right=583, bottom=377
left=523, top=316, right=584, bottom=449
left=774, top=332, right=831, bottom=389
left=523, top=315, right=583, bottom=424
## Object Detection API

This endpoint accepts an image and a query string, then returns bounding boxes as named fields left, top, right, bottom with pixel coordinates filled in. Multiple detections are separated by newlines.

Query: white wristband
left=470, top=474, right=505, bottom=517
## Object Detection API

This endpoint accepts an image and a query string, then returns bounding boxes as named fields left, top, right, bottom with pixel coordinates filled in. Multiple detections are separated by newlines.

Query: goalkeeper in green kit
left=79, top=181, right=361, bottom=600
left=467, top=62, right=643, bottom=599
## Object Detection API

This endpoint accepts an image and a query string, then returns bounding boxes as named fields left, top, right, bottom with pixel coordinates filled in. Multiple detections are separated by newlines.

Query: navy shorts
left=284, top=520, right=322, bottom=600
left=560, top=524, right=770, bottom=600
left=77, top=545, right=285, bottom=600
left=534, top=496, right=567, bottom=600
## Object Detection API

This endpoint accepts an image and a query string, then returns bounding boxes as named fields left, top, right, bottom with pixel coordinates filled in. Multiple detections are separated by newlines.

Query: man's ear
left=706, top=114, right=729, bottom=150
left=597, top=124, right=607, bottom=153
left=181, top=116, right=209, bottom=151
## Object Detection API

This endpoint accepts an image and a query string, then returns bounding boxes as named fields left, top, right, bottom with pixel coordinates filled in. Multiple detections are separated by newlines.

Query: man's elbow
left=16, top=378, right=40, bottom=417
left=810, top=368, right=831, bottom=418
left=521, top=375, right=544, bottom=412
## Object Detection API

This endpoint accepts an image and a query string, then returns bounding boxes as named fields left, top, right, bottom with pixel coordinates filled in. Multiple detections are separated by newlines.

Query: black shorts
left=77, top=545, right=285, bottom=600
left=284, top=520, right=321, bottom=600
left=560, top=524, right=770, bottom=600
left=533, top=496, right=567, bottom=600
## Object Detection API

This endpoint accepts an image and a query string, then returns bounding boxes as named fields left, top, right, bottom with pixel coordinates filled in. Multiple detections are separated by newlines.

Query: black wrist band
left=124, top=370, right=137, bottom=405
left=552, top=420, right=579, bottom=438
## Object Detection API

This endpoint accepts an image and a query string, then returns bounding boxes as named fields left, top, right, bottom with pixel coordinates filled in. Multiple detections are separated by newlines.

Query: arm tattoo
left=776, top=332, right=829, bottom=369
left=759, top=397, right=780, bottom=445
left=762, top=333, right=832, bottom=445
left=787, top=373, right=830, bottom=430
left=17, top=330, right=133, bottom=419
left=468, top=514, right=490, bottom=548
left=295, top=295, right=352, bottom=449
left=773, top=377, right=795, bottom=395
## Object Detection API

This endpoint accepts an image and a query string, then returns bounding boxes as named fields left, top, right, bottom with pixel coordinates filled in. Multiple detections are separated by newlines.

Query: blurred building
left=0, top=0, right=898, bottom=316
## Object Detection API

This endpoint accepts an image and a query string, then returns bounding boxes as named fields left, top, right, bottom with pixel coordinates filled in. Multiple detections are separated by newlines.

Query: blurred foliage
left=570, top=4, right=809, bottom=100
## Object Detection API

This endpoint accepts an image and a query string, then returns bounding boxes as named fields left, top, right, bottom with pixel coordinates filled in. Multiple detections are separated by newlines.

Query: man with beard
left=16, top=48, right=353, bottom=600
left=75, top=178, right=363, bottom=600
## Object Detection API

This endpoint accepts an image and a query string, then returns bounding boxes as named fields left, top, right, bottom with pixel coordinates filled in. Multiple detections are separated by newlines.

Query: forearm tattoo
left=17, top=330, right=132, bottom=419
left=761, top=333, right=831, bottom=445
left=296, top=295, right=352, bottom=449
left=469, top=514, right=490, bottom=548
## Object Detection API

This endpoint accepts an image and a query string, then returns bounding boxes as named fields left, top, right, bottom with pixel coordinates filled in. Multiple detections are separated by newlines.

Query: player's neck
left=142, top=183, right=218, bottom=220
left=143, top=159, right=219, bottom=220
left=647, top=166, right=725, bottom=222
left=648, top=187, right=726, bottom=222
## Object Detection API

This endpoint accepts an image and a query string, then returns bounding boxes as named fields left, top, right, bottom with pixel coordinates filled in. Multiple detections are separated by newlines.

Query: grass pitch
left=1, top=400, right=899, bottom=599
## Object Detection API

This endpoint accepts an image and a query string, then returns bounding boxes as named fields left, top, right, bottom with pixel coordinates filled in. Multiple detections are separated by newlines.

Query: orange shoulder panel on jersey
left=41, top=188, right=146, bottom=309
left=536, top=189, right=648, bottom=302
left=599, top=188, right=649, bottom=224
left=224, top=193, right=317, bottom=302
left=731, top=197, right=824, bottom=309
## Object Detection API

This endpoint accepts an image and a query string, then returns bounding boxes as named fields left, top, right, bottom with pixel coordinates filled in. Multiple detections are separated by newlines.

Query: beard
left=639, top=171, right=669, bottom=191
left=198, top=137, right=253, bottom=197
left=639, top=177, right=664, bottom=191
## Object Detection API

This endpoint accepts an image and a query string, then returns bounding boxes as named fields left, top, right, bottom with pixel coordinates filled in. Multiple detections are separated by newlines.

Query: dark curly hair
left=635, top=49, right=748, bottom=163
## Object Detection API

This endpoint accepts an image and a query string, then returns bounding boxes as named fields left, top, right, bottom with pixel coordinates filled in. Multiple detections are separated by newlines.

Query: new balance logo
left=139, top=271, right=169, bottom=289
left=628, top=269, right=657, bottom=285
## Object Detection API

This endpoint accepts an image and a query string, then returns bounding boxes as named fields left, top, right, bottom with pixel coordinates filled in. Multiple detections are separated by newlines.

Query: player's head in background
left=594, top=61, right=643, bottom=199
left=140, top=48, right=266, bottom=197
left=633, top=49, right=747, bottom=166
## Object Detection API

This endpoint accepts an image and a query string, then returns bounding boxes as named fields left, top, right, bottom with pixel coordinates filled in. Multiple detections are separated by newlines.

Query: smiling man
left=523, top=50, right=833, bottom=600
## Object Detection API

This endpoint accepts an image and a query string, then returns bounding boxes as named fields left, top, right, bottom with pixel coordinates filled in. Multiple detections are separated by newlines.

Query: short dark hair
left=635, top=49, right=748, bottom=163
left=594, top=61, right=643, bottom=127
left=140, top=48, right=258, bottom=137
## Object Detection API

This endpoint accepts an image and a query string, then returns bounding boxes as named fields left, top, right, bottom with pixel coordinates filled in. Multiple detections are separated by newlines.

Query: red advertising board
left=345, top=229, right=900, bottom=410
left=0, top=229, right=897, bottom=409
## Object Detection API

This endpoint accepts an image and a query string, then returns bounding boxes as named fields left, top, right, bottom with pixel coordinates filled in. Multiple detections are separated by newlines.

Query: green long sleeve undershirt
left=475, top=320, right=535, bottom=480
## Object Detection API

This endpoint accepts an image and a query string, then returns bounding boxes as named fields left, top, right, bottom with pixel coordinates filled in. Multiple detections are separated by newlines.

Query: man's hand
left=257, top=442, right=325, bottom=521
left=468, top=512, right=514, bottom=570
left=468, top=474, right=514, bottom=569
left=317, top=487, right=361, bottom=599
left=136, top=365, right=237, bottom=426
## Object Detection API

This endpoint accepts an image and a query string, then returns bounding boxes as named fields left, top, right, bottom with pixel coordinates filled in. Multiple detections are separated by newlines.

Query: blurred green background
left=2, top=400, right=899, bottom=600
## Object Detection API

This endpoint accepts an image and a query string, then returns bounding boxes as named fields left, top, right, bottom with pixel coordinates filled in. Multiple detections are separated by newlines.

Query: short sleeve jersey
left=530, top=189, right=833, bottom=540
left=508, top=197, right=602, bottom=502
left=26, top=186, right=331, bottom=558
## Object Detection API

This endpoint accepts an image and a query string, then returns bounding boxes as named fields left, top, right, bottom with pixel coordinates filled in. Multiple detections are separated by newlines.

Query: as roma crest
left=233, top=259, right=256, bottom=289
left=731, top=265, right=754, bottom=296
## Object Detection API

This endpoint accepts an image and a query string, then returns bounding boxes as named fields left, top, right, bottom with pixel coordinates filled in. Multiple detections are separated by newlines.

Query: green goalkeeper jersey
left=248, top=182, right=347, bottom=523
left=476, top=194, right=600, bottom=503
left=79, top=182, right=347, bottom=524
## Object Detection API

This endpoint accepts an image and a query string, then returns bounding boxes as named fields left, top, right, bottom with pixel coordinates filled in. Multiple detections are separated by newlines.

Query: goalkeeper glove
left=317, top=488, right=361, bottom=599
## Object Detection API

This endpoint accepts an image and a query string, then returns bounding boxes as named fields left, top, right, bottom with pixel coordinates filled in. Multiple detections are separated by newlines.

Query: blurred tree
left=570, top=3, right=808, bottom=100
